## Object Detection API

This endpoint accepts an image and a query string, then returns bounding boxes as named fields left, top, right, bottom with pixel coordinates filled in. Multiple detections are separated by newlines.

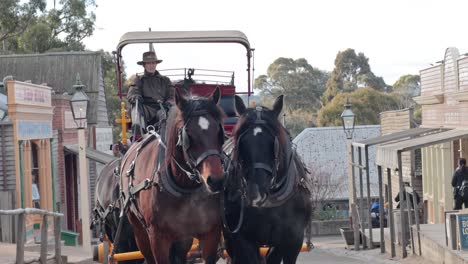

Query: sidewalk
left=0, top=242, right=93, bottom=264
left=309, top=235, right=434, bottom=264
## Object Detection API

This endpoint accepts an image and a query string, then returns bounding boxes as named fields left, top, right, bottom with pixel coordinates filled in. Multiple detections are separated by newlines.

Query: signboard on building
left=95, top=127, right=113, bottom=155
left=13, top=82, right=51, bottom=107
left=457, top=213, right=468, bottom=250
left=17, top=120, right=52, bottom=140
left=95, top=127, right=114, bottom=176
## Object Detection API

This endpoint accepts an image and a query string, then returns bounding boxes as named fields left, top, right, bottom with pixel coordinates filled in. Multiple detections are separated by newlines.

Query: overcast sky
left=81, top=0, right=468, bottom=93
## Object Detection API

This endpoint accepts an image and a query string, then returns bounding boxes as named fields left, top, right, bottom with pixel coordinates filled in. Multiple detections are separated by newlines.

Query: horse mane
left=164, top=95, right=226, bottom=169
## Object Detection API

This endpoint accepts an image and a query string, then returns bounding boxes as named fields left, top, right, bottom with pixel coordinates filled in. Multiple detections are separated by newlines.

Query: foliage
left=391, top=74, right=421, bottom=109
left=307, top=164, right=346, bottom=220
left=284, top=110, right=315, bottom=138
left=1, top=0, right=96, bottom=53
left=413, top=106, right=422, bottom=125
left=101, top=50, right=128, bottom=142
left=318, top=207, right=341, bottom=221
left=0, top=0, right=46, bottom=44
left=321, top=49, right=387, bottom=106
left=317, top=88, right=402, bottom=127
left=255, top=57, right=329, bottom=113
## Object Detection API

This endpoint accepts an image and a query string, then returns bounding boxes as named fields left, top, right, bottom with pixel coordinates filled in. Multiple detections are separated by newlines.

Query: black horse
left=222, top=95, right=313, bottom=264
left=92, top=158, right=143, bottom=264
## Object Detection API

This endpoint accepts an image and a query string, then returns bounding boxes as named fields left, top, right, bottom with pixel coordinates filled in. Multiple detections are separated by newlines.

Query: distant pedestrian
left=395, top=182, right=420, bottom=209
left=452, top=158, right=468, bottom=210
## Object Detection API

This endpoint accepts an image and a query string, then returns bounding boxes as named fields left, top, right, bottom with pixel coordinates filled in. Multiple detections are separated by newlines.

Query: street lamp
left=69, top=73, right=91, bottom=253
left=341, top=97, right=355, bottom=139
left=341, top=96, right=359, bottom=249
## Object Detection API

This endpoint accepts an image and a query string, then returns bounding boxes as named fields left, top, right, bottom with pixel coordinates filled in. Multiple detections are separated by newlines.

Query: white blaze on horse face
left=253, top=127, right=262, bottom=136
left=198, top=116, right=210, bottom=130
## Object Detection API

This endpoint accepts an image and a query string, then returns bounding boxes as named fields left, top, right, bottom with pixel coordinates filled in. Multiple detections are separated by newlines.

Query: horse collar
left=159, top=166, right=204, bottom=198
left=256, top=153, right=297, bottom=208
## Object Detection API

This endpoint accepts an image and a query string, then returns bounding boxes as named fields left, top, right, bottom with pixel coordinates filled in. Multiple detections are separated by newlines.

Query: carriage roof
left=116, top=30, right=251, bottom=53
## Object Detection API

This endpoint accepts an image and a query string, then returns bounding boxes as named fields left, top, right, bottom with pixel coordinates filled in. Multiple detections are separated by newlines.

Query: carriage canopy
left=116, top=30, right=251, bottom=54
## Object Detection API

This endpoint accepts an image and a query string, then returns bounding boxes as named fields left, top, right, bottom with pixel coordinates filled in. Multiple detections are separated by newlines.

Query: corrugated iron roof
left=376, top=129, right=468, bottom=169
left=64, top=144, right=116, bottom=164
left=352, top=127, right=442, bottom=148
left=0, top=52, right=105, bottom=125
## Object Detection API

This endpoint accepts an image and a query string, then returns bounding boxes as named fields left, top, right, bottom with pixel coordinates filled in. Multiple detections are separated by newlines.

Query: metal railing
left=159, top=68, right=235, bottom=85
left=0, top=208, right=64, bottom=264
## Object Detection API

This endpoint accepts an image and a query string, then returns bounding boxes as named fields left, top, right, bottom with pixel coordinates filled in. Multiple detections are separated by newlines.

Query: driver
left=127, top=51, right=174, bottom=138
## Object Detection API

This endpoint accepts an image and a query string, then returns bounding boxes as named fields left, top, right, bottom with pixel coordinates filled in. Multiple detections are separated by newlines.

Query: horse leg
left=198, top=228, right=221, bottom=264
left=148, top=230, right=171, bottom=264
left=277, top=238, right=303, bottom=264
left=265, top=247, right=282, bottom=264
left=223, top=233, right=260, bottom=264
left=169, top=238, right=193, bottom=264
left=127, top=212, right=156, bottom=264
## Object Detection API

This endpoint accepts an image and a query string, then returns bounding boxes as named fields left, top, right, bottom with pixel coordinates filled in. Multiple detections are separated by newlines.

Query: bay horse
left=119, top=87, right=226, bottom=264
left=222, top=95, right=313, bottom=264
left=92, top=158, right=143, bottom=263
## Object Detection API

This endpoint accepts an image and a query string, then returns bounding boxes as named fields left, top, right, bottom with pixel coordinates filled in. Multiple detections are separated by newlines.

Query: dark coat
left=395, top=186, right=420, bottom=209
left=127, top=71, right=174, bottom=124
left=452, top=166, right=468, bottom=198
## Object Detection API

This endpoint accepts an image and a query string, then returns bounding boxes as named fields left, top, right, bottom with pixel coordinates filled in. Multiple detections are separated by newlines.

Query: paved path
left=1, top=235, right=432, bottom=264
left=0, top=242, right=93, bottom=264
left=217, top=235, right=430, bottom=264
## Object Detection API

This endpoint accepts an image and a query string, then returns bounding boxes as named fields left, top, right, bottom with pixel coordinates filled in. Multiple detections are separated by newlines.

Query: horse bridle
left=174, top=108, right=225, bottom=182
left=237, top=107, right=281, bottom=189
left=222, top=107, right=281, bottom=233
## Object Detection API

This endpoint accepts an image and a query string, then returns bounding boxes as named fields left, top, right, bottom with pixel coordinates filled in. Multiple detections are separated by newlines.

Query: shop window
left=31, top=142, right=40, bottom=208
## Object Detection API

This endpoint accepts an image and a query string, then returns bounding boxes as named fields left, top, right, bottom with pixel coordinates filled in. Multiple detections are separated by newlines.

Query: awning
left=376, top=129, right=468, bottom=168
left=64, top=145, right=117, bottom=164
left=352, top=127, right=442, bottom=148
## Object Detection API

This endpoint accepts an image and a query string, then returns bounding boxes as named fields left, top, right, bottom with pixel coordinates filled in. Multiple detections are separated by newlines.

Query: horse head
left=167, top=87, right=226, bottom=193
left=232, top=95, right=290, bottom=207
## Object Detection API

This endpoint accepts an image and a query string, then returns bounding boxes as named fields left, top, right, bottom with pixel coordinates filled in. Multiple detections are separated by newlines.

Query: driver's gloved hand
left=128, top=95, right=143, bottom=104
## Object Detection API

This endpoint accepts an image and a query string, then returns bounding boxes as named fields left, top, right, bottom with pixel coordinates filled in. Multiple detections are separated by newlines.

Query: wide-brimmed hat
left=137, top=51, right=163, bottom=65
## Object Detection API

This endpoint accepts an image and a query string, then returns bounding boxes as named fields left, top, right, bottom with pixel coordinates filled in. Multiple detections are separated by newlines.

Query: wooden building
left=0, top=80, right=55, bottom=242
left=379, top=108, right=422, bottom=209
left=0, top=52, right=115, bottom=241
left=415, top=47, right=468, bottom=223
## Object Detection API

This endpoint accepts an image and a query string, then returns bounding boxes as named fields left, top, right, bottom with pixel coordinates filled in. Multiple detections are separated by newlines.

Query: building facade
left=0, top=52, right=115, bottom=241
left=1, top=80, right=55, bottom=242
left=415, top=47, right=468, bottom=224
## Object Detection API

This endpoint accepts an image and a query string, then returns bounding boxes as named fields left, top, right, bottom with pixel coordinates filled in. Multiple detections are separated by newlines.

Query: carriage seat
left=218, top=95, right=239, bottom=125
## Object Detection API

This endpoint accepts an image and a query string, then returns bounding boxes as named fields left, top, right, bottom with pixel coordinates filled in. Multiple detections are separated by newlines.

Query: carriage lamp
left=70, top=73, right=92, bottom=253
left=341, top=96, right=355, bottom=139
left=70, top=73, right=89, bottom=129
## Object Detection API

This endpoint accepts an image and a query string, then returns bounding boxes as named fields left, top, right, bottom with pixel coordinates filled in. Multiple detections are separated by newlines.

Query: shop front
left=6, top=80, right=55, bottom=242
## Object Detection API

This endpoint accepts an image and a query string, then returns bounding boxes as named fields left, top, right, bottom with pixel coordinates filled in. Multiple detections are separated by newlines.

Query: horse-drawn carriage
left=92, top=30, right=313, bottom=264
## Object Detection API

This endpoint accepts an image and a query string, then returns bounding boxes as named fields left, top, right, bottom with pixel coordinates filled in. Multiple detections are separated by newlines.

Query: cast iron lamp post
left=69, top=74, right=91, bottom=253
left=341, top=97, right=359, bottom=249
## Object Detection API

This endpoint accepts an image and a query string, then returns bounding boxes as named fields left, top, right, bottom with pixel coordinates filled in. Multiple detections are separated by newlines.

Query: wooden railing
left=0, top=208, right=64, bottom=264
